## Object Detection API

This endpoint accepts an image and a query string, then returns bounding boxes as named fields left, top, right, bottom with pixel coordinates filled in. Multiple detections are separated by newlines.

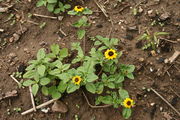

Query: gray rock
left=52, top=101, right=68, bottom=113
left=159, top=12, right=170, bottom=21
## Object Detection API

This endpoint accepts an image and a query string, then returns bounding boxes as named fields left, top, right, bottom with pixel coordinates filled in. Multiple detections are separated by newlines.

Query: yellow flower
left=104, top=49, right=117, bottom=60
left=74, top=6, right=84, bottom=12
left=123, top=98, right=134, bottom=108
left=72, top=76, right=82, bottom=85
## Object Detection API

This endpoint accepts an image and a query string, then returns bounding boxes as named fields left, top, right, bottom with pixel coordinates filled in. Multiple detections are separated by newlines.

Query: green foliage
left=36, top=0, right=71, bottom=14
left=23, top=35, right=135, bottom=119
left=138, top=31, right=169, bottom=50
left=72, top=16, right=90, bottom=40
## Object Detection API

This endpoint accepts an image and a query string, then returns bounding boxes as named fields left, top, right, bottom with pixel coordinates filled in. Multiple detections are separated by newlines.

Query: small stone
left=96, top=24, right=103, bottom=28
left=164, top=59, right=169, bottom=63
left=157, top=57, right=165, bottom=63
left=58, top=16, right=64, bottom=21
left=150, top=50, right=157, bottom=56
left=52, top=101, right=68, bottom=113
left=139, top=57, right=145, bottom=62
left=127, top=26, right=138, bottom=31
left=160, top=106, right=163, bottom=111
left=24, top=48, right=30, bottom=54
left=41, top=108, right=50, bottom=113
left=147, top=10, right=156, bottom=18
left=154, top=0, right=160, bottom=4
left=138, top=6, right=143, bottom=13
left=150, top=103, right=155, bottom=106
left=0, top=28, right=4, bottom=32
left=150, top=67, right=154, bottom=72
left=13, top=33, right=20, bottom=42
left=15, top=14, right=21, bottom=21
left=9, top=37, right=14, bottom=43
left=39, top=41, right=48, bottom=46
left=125, top=34, right=134, bottom=40
left=8, top=53, right=17, bottom=59
left=159, top=12, right=170, bottom=21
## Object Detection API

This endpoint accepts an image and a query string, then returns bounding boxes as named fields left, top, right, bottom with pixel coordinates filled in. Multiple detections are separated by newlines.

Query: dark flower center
left=126, top=101, right=131, bottom=106
left=77, top=6, right=82, bottom=9
left=108, top=51, right=114, bottom=56
left=75, top=78, right=79, bottom=82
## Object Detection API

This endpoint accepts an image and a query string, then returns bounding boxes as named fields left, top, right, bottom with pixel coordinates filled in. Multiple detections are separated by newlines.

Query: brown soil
left=0, top=0, right=180, bottom=120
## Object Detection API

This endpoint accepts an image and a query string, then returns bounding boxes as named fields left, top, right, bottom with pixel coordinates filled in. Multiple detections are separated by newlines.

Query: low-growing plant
left=72, top=16, right=90, bottom=39
left=23, top=35, right=135, bottom=119
left=36, top=0, right=71, bottom=14
left=68, top=5, right=93, bottom=16
left=138, top=31, right=169, bottom=50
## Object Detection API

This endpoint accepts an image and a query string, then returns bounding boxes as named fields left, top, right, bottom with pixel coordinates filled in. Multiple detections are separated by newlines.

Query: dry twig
left=0, top=5, right=13, bottom=12
left=82, top=91, right=112, bottom=108
left=59, top=28, right=67, bottom=36
left=94, top=0, right=108, bottom=18
left=165, top=51, right=180, bottom=63
left=151, top=88, right=180, bottom=116
left=29, top=86, right=36, bottom=112
left=10, top=75, right=21, bottom=86
left=21, top=99, right=57, bottom=115
left=33, top=13, right=57, bottom=20
left=0, top=90, right=18, bottom=101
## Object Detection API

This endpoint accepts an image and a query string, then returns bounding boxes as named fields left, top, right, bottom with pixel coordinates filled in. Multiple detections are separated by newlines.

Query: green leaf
left=52, top=92, right=61, bottom=99
left=47, top=3, right=55, bottom=12
left=34, top=72, right=40, bottom=82
left=40, top=78, right=51, bottom=85
left=25, top=64, right=35, bottom=71
left=32, top=84, right=39, bottom=96
left=116, top=74, right=124, bottom=83
left=68, top=10, right=77, bottom=15
left=86, top=73, right=98, bottom=82
left=50, top=44, right=60, bottom=55
left=77, top=29, right=86, bottom=40
left=41, top=86, right=49, bottom=96
left=85, top=83, right=96, bottom=94
left=23, top=70, right=35, bottom=78
left=98, top=46, right=108, bottom=51
left=94, top=41, right=102, bottom=46
left=122, top=108, right=132, bottom=119
left=37, top=48, right=46, bottom=60
left=47, top=0, right=57, bottom=3
left=58, top=81, right=67, bottom=93
left=67, top=84, right=79, bottom=93
left=54, top=8, right=61, bottom=14
left=119, top=89, right=129, bottom=99
left=83, top=8, right=93, bottom=14
left=110, top=38, right=119, bottom=46
left=127, top=65, right=135, bottom=73
left=127, top=73, right=134, bottom=79
left=64, top=4, right=71, bottom=9
left=96, top=83, right=104, bottom=94
left=155, top=32, right=169, bottom=36
left=36, top=0, right=45, bottom=7
left=54, top=60, right=62, bottom=68
left=60, top=48, right=68, bottom=58
left=37, top=65, right=46, bottom=76
left=101, top=96, right=113, bottom=104
left=23, top=80, right=35, bottom=86
left=49, top=69, right=60, bottom=75
left=62, top=64, right=70, bottom=71
left=56, top=73, right=70, bottom=83
left=107, top=82, right=115, bottom=89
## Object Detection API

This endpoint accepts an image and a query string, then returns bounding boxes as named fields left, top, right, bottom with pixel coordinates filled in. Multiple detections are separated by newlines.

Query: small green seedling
left=72, top=16, right=90, bottom=39
left=36, top=0, right=71, bottom=14
left=138, top=31, right=169, bottom=50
